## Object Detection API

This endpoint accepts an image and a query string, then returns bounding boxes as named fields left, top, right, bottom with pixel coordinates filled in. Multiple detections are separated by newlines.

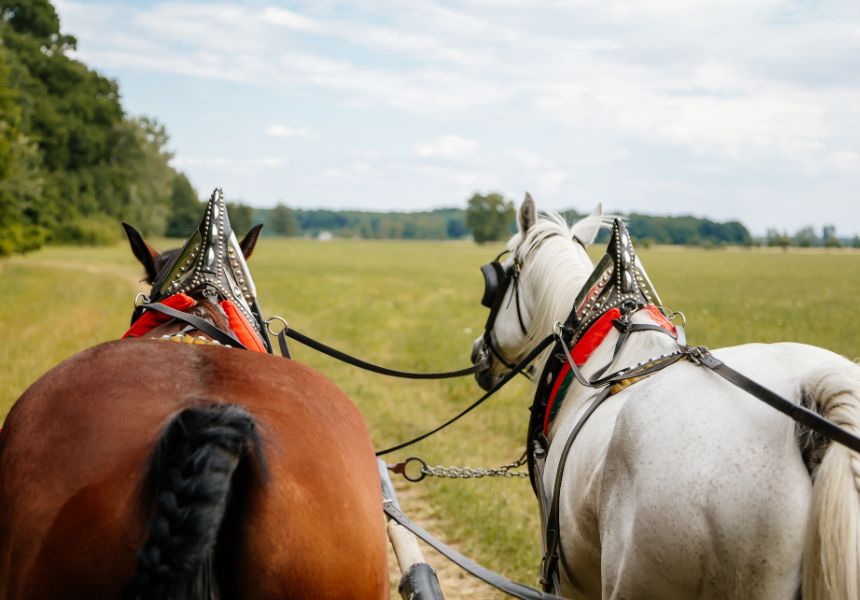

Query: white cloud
left=416, top=135, right=480, bottom=159
left=261, top=7, right=320, bottom=32
left=172, top=156, right=285, bottom=171
left=266, top=125, right=313, bottom=138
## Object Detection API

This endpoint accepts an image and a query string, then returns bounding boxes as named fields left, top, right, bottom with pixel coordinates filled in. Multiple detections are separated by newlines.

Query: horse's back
left=0, top=339, right=389, bottom=599
left=560, top=342, right=841, bottom=599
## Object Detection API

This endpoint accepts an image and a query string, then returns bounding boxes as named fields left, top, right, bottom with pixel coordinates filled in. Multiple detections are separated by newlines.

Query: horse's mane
left=509, top=210, right=616, bottom=359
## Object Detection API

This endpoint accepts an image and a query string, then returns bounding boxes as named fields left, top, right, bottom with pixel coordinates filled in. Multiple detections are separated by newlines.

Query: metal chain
left=389, top=453, right=529, bottom=482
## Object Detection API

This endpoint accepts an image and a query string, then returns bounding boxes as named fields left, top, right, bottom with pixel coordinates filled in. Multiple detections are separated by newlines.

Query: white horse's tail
left=800, top=362, right=860, bottom=600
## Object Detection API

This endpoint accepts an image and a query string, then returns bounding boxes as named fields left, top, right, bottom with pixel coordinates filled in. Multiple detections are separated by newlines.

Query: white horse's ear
left=571, top=203, right=604, bottom=246
left=518, top=192, right=537, bottom=234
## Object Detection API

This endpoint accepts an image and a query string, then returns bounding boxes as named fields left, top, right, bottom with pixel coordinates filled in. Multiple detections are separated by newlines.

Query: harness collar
left=542, top=305, right=675, bottom=434
left=123, top=293, right=268, bottom=353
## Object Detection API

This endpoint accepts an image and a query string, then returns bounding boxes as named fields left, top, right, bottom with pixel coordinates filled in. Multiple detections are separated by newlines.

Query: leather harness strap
left=375, top=334, right=556, bottom=456
left=540, top=385, right=613, bottom=592
left=138, top=301, right=248, bottom=350
left=383, top=502, right=567, bottom=600
left=691, top=347, right=860, bottom=454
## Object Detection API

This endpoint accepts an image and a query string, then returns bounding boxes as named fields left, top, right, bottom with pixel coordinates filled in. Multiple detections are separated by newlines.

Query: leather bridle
left=479, top=234, right=588, bottom=372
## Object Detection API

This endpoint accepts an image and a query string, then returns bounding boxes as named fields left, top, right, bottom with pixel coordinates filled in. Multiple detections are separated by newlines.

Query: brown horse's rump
left=0, top=339, right=389, bottom=599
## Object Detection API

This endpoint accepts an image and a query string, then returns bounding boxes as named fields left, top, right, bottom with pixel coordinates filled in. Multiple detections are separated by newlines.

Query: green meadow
left=2, top=239, right=860, bottom=587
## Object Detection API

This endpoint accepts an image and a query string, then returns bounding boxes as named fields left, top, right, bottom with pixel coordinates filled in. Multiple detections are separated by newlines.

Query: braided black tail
left=126, top=404, right=265, bottom=600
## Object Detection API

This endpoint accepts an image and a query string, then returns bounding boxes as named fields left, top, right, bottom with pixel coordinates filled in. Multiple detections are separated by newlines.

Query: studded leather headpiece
left=148, top=188, right=265, bottom=338
left=566, top=218, right=662, bottom=343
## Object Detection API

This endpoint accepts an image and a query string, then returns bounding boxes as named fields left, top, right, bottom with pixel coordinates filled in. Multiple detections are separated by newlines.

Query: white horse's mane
left=507, top=210, right=616, bottom=357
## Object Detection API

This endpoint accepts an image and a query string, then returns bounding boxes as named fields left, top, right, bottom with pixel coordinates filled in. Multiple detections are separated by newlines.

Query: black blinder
left=480, top=261, right=507, bottom=308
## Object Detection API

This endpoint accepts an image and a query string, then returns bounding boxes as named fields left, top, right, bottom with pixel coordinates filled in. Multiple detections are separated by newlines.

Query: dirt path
left=386, top=480, right=506, bottom=599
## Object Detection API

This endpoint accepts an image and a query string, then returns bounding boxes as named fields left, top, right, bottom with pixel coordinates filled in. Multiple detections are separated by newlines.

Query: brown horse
left=0, top=226, right=390, bottom=599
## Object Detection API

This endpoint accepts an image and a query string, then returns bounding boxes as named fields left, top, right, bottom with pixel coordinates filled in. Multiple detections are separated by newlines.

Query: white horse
left=470, top=195, right=860, bottom=600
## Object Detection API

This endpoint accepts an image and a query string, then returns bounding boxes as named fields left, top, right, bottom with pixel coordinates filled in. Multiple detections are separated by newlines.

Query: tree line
left=244, top=194, right=754, bottom=247
left=765, top=226, right=859, bottom=249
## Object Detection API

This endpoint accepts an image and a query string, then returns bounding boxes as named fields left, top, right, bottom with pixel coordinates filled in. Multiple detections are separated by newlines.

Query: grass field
left=2, top=239, right=860, bottom=589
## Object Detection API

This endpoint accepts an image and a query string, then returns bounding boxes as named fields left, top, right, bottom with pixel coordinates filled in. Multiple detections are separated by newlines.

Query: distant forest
left=250, top=206, right=754, bottom=247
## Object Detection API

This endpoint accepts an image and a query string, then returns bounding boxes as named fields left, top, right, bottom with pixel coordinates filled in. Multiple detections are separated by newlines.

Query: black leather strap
left=692, top=347, right=860, bottom=454
left=285, top=327, right=476, bottom=379
left=376, top=334, right=555, bottom=456
left=540, top=386, right=612, bottom=592
left=139, top=302, right=247, bottom=350
left=384, top=502, right=568, bottom=600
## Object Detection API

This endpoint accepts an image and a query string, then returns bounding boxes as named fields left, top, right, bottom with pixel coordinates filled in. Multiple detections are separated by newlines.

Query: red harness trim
left=122, top=293, right=196, bottom=339
left=122, top=293, right=267, bottom=353
left=221, top=299, right=267, bottom=353
left=542, top=305, right=675, bottom=434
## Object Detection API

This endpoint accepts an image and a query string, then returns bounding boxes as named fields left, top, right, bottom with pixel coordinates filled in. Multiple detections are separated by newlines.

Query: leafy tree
left=822, top=225, right=840, bottom=248
left=0, top=0, right=197, bottom=252
left=227, top=202, right=253, bottom=236
left=0, top=0, right=61, bottom=40
left=465, top=192, right=515, bottom=243
left=766, top=229, right=791, bottom=250
left=269, top=203, right=298, bottom=236
left=165, top=173, right=201, bottom=237
left=793, top=226, right=817, bottom=248
left=109, top=117, right=174, bottom=235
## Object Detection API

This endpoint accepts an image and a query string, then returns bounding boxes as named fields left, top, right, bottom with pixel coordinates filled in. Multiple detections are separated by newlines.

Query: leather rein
left=129, top=297, right=476, bottom=379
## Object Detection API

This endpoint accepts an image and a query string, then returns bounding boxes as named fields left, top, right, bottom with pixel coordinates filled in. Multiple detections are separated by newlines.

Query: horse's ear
left=518, top=192, right=537, bottom=234
left=122, top=222, right=159, bottom=283
left=239, top=224, right=263, bottom=260
left=571, top=204, right=604, bottom=246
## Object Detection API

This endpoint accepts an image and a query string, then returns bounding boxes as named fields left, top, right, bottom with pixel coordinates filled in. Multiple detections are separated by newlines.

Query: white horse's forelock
left=506, top=210, right=616, bottom=361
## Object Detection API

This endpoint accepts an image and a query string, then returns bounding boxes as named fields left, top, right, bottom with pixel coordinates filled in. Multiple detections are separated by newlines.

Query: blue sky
left=55, top=0, right=860, bottom=236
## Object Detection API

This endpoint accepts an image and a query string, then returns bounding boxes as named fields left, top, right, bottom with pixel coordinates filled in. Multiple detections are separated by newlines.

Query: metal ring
left=669, top=311, right=687, bottom=327
left=552, top=321, right=564, bottom=338
left=134, top=293, right=151, bottom=307
left=402, top=456, right=428, bottom=482
left=265, top=316, right=289, bottom=336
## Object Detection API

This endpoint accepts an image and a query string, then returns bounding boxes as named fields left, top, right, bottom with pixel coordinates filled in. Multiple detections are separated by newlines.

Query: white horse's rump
left=471, top=195, right=860, bottom=600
